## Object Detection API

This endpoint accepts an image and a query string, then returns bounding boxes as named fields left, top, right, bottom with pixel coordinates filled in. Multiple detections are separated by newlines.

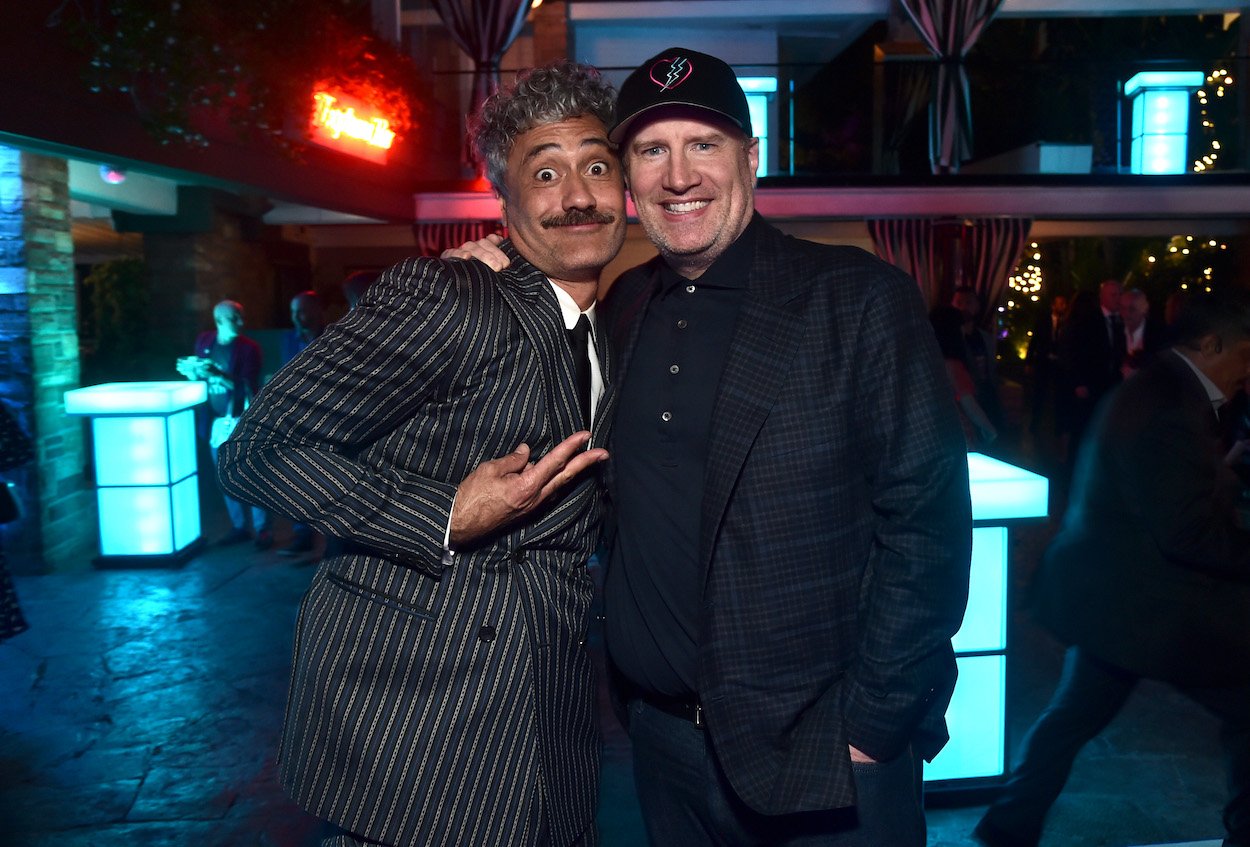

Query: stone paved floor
left=0, top=474, right=1230, bottom=846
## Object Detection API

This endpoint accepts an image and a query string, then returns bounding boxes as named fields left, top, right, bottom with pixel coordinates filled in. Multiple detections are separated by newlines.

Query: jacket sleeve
left=1118, top=398, right=1250, bottom=580
left=216, top=258, right=470, bottom=573
left=840, top=265, right=973, bottom=762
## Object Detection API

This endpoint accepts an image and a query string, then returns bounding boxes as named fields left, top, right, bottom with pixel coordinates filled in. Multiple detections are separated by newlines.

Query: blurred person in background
left=0, top=402, right=33, bottom=642
left=176, top=300, right=271, bottom=549
left=277, top=291, right=326, bottom=557
left=975, top=290, right=1250, bottom=847
left=932, top=305, right=998, bottom=448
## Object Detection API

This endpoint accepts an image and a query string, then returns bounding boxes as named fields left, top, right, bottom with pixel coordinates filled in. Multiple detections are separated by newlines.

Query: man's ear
left=496, top=193, right=509, bottom=230
left=1200, top=333, right=1224, bottom=357
left=747, top=137, right=760, bottom=178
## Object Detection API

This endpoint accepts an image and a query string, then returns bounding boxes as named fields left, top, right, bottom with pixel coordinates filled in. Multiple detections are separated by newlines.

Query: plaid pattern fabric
left=219, top=242, right=607, bottom=846
left=603, top=218, right=972, bottom=816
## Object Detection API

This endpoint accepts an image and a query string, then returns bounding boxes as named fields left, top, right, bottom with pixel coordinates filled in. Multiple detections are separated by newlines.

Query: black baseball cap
left=609, top=47, right=752, bottom=144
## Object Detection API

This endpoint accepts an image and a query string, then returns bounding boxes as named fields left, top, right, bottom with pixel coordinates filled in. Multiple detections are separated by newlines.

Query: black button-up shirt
left=605, top=218, right=759, bottom=698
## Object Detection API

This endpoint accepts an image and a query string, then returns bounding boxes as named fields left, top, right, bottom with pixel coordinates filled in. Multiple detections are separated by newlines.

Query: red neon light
left=310, top=90, right=396, bottom=163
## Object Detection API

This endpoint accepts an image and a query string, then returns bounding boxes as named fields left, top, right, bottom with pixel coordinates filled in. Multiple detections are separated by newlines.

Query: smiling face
left=498, top=115, right=626, bottom=297
left=623, top=111, right=759, bottom=279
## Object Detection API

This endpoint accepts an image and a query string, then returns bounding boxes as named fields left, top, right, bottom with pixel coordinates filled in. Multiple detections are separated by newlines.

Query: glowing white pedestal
left=925, top=453, right=1049, bottom=788
left=65, top=381, right=208, bottom=566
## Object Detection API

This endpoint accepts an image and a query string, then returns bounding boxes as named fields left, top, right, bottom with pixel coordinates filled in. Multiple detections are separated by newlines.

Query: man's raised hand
left=449, top=432, right=607, bottom=547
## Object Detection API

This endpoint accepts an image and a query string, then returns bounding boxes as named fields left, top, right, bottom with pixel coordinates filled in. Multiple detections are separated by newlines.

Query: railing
left=415, top=52, right=1248, bottom=182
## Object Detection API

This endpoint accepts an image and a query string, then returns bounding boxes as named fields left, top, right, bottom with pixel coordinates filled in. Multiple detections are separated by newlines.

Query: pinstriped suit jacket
left=218, top=241, right=612, bottom=846
left=603, top=217, right=971, bottom=816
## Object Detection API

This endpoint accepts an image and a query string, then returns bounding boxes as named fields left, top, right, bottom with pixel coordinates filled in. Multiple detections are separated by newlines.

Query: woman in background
left=931, top=304, right=998, bottom=449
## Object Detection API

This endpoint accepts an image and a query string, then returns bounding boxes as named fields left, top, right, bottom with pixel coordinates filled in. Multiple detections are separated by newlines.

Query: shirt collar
left=659, top=214, right=760, bottom=293
left=1171, top=348, right=1227, bottom=410
left=547, top=280, right=597, bottom=332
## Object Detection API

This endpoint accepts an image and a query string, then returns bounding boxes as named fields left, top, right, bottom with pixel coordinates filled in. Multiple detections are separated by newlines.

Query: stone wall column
left=0, top=145, right=94, bottom=573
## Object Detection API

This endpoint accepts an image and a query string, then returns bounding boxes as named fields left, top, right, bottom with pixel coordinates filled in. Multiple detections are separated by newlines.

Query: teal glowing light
left=953, top=527, right=1008, bottom=653
left=1123, top=71, right=1204, bottom=175
left=926, top=456, right=1049, bottom=786
left=65, top=382, right=206, bottom=558
left=967, top=452, right=1048, bottom=521
left=64, top=381, right=207, bottom=415
left=738, top=76, right=776, bottom=178
left=926, top=654, right=1006, bottom=781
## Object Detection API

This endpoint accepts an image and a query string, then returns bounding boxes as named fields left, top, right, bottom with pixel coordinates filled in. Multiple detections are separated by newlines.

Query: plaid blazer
left=219, top=242, right=611, bottom=846
left=603, top=217, right=971, bottom=816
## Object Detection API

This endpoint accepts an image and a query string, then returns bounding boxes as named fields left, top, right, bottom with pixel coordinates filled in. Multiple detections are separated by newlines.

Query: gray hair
left=468, top=60, right=617, bottom=198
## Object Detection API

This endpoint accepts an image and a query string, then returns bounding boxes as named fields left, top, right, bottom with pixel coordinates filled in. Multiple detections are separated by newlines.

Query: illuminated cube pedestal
left=65, top=381, right=208, bottom=567
left=925, top=453, right=1049, bottom=790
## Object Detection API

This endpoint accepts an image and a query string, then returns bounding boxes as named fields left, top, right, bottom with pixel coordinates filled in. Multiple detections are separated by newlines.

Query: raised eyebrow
left=522, top=136, right=614, bottom=167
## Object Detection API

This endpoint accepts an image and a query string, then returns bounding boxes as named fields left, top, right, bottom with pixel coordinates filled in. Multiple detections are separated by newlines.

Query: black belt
left=634, top=690, right=705, bottom=728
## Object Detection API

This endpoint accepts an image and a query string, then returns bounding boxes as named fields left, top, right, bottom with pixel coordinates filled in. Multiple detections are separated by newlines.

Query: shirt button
left=677, top=319, right=688, bottom=329
left=661, top=411, right=672, bottom=422
left=685, top=285, right=696, bottom=294
left=478, top=625, right=497, bottom=643
left=669, top=365, right=680, bottom=374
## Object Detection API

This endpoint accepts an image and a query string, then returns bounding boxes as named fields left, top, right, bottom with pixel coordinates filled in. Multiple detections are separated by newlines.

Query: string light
left=1004, top=242, right=1045, bottom=359
left=1194, top=66, right=1233, bottom=172
left=1142, top=235, right=1229, bottom=298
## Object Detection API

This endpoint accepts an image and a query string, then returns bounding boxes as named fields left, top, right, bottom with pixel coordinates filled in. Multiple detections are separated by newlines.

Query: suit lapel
left=590, top=310, right=615, bottom=448
left=492, top=242, right=584, bottom=444
left=699, top=222, right=810, bottom=576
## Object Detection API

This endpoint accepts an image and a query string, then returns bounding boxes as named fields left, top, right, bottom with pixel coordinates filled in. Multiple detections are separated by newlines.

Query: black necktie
left=566, top=314, right=592, bottom=427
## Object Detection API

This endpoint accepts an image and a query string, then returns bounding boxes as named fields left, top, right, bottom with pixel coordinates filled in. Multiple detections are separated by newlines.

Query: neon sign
left=310, top=90, right=396, bottom=163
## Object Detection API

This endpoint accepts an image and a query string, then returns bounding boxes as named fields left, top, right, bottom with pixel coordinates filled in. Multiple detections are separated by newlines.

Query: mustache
left=541, top=209, right=616, bottom=228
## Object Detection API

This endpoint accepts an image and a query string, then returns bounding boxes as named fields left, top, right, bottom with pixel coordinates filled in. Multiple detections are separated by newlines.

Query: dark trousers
left=979, top=647, right=1250, bottom=847
left=627, top=699, right=925, bottom=847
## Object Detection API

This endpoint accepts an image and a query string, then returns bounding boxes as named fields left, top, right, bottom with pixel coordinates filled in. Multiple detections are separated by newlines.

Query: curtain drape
left=413, top=220, right=502, bottom=257
left=868, top=218, right=944, bottom=305
left=898, top=0, right=1003, bottom=174
left=430, top=0, right=533, bottom=117
left=960, top=217, right=1031, bottom=314
left=869, top=217, right=1031, bottom=315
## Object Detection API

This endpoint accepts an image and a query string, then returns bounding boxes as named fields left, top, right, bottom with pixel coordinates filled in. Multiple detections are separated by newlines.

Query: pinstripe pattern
left=603, top=218, right=972, bottom=817
left=218, top=241, right=605, bottom=846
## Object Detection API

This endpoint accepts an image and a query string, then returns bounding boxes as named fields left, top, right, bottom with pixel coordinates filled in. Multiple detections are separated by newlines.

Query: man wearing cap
left=447, top=47, right=971, bottom=845
left=601, top=48, right=969, bottom=845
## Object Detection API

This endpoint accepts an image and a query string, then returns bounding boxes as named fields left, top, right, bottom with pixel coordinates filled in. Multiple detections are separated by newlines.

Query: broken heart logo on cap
left=649, top=56, right=693, bottom=92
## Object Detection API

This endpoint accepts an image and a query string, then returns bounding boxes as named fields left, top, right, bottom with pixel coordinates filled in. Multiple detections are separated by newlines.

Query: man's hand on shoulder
left=441, top=232, right=510, bottom=273
left=449, top=432, right=607, bottom=547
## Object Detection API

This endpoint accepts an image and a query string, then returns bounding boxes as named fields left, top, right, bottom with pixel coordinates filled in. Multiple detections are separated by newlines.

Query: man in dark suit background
left=219, top=60, right=624, bottom=846
left=1026, top=293, right=1067, bottom=435
left=1062, top=278, right=1126, bottom=450
left=1117, top=286, right=1166, bottom=379
left=602, top=47, right=971, bottom=845
left=975, top=290, right=1250, bottom=847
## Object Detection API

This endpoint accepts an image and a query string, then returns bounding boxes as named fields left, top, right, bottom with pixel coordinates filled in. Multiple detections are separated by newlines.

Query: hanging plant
left=57, top=0, right=423, bottom=154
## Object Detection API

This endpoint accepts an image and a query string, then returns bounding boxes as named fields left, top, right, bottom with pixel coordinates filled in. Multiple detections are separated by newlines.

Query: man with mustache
left=453, top=47, right=971, bottom=845
left=219, top=59, right=624, bottom=846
